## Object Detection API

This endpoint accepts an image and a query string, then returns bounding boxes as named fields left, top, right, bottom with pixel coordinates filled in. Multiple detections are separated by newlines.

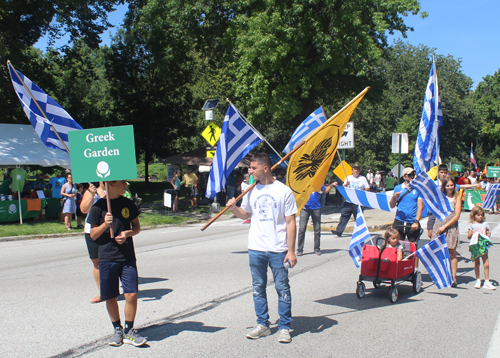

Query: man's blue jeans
left=248, top=249, right=291, bottom=329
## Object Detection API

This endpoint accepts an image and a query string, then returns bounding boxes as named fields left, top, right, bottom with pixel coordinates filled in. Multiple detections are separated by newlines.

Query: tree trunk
left=144, top=149, right=150, bottom=187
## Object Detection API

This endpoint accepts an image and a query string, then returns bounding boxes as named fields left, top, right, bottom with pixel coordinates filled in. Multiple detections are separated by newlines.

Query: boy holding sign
left=88, top=180, right=146, bottom=347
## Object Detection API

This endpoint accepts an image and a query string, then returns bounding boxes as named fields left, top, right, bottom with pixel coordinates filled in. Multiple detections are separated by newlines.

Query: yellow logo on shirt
left=121, top=207, right=130, bottom=219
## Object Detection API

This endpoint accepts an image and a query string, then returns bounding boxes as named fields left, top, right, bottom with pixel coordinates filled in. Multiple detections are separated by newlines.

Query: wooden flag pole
left=105, top=182, right=114, bottom=238
left=7, top=60, right=70, bottom=154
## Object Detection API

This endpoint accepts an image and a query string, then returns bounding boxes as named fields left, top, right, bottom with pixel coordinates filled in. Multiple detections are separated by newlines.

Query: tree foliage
left=474, top=70, right=500, bottom=165
left=344, top=40, right=475, bottom=173
left=0, top=0, right=124, bottom=127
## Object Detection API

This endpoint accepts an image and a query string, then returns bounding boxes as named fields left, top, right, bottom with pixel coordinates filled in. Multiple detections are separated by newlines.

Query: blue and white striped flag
left=283, top=106, right=326, bottom=154
left=483, top=184, right=500, bottom=210
left=349, top=207, right=371, bottom=268
left=8, top=62, right=83, bottom=152
left=336, top=186, right=396, bottom=212
left=416, top=234, right=452, bottom=289
left=411, top=172, right=452, bottom=221
left=413, top=62, right=443, bottom=174
left=206, top=104, right=262, bottom=199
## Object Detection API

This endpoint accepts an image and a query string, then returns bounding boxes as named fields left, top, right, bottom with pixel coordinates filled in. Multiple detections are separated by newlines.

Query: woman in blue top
left=61, top=174, right=77, bottom=230
left=170, top=170, right=181, bottom=212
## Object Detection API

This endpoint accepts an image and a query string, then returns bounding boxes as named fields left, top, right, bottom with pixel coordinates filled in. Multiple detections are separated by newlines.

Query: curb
left=311, top=222, right=394, bottom=233
left=0, top=219, right=205, bottom=242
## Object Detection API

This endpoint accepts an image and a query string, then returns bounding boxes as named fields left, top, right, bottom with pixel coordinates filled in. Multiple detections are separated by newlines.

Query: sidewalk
left=144, top=203, right=398, bottom=233
left=322, top=204, right=434, bottom=235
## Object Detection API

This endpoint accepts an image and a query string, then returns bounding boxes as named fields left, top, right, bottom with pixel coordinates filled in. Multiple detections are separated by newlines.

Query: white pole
left=433, top=55, right=440, bottom=165
left=18, top=190, right=23, bottom=225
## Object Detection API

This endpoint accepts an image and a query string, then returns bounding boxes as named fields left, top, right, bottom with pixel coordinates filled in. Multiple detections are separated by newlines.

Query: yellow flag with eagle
left=286, top=88, right=370, bottom=212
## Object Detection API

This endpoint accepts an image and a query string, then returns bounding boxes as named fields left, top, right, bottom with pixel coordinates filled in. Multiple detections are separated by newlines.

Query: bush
left=158, top=169, right=169, bottom=181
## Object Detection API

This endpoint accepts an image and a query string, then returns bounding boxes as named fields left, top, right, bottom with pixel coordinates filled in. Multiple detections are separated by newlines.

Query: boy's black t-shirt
left=87, top=196, right=139, bottom=262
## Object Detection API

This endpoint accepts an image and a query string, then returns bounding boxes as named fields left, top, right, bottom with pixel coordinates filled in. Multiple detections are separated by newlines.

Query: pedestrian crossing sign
left=202, top=123, right=221, bottom=146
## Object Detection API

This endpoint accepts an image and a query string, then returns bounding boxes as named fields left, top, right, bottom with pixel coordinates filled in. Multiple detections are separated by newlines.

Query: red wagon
left=355, top=236, right=422, bottom=303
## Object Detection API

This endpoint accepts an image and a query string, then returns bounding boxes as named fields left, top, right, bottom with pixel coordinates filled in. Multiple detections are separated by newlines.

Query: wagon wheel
left=356, top=282, right=366, bottom=298
left=412, top=271, right=422, bottom=293
left=389, top=287, right=398, bottom=303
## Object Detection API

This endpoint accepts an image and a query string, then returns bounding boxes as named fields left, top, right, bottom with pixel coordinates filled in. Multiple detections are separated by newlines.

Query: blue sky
left=36, top=0, right=499, bottom=89
left=388, top=0, right=500, bottom=88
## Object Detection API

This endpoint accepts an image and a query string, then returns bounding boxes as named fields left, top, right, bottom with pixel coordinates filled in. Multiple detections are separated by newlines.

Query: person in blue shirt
left=297, top=183, right=332, bottom=255
left=49, top=173, right=66, bottom=198
left=389, top=167, right=423, bottom=242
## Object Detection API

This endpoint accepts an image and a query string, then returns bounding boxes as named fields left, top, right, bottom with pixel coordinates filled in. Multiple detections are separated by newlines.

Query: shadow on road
left=142, top=321, right=225, bottom=342
left=284, top=315, right=338, bottom=337
left=139, top=276, right=169, bottom=284
left=315, top=289, right=422, bottom=310
left=117, top=288, right=173, bottom=302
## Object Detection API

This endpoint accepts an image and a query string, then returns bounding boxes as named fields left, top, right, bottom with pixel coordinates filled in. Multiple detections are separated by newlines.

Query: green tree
left=474, top=70, right=500, bottom=166
left=0, top=0, right=124, bottom=125
left=53, top=40, right=116, bottom=129
left=346, top=41, right=475, bottom=173
left=105, top=3, right=199, bottom=183
left=225, top=0, right=425, bottom=128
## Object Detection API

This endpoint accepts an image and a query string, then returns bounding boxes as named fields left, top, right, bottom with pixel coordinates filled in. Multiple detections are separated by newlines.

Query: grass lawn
left=0, top=212, right=193, bottom=238
left=128, top=180, right=175, bottom=204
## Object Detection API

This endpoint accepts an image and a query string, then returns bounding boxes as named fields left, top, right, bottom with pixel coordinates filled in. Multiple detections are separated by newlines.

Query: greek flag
left=206, top=104, right=262, bottom=199
left=336, top=186, right=396, bottom=212
left=482, top=184, right=500, bottom=210
left=470, top=144, right=479, bottom=172
left=415, top=234, right=452, bottom=289
left=283, top=106, right=326, bottom=154
left=349, top=207, right=371, bottom=268
left=7, top=62, right=83, bottom=152
left=411, top=172, right=452, bottom=221
left=413, top=62, right=443, bottom=174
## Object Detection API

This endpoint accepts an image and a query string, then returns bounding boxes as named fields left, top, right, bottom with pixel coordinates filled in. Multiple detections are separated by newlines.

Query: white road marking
left=487, top=309, right=500, bottom=357
left=458, top=220, right=500, bottom=238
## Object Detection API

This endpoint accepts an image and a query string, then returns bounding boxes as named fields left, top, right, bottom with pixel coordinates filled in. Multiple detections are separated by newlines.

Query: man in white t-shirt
left=468, top=169, right=477, bottom=184
left=331, top=163, right=370, bottom=237
left=366, top=169, right=374, bottom=185
left=227, top=153, right=297, bottom=343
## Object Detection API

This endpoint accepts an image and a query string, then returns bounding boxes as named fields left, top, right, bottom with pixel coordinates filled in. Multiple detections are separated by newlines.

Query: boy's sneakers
left=278, top=328, right=292, bottom=343
left=246, top=325, right=271, bottom=339
left=474, top=279, right=482, bottom=289
left=483, top=281, right=497, bottom=290
left=109, top=327, right=123, bottom=346
left=123, top=328, right=148, bottom=346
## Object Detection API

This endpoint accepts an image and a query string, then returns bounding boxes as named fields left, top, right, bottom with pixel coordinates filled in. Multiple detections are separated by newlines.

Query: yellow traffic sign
left=333, top=161, right=352, bottom=182
left=206, top=146, right=216, bottom=158
left=202, top=122, right=221, bottom=146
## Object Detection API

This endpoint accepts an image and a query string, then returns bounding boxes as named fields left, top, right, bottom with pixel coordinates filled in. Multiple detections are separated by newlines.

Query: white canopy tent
left=0, top=124, right=71, bottom=168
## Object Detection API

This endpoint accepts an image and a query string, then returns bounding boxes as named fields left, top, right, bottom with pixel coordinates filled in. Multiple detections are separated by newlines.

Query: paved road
left=1, top=211, right=499, bottom=357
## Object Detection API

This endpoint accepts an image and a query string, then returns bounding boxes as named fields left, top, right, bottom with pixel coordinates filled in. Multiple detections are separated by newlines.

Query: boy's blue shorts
left=99, top=261, right=138, bottom=300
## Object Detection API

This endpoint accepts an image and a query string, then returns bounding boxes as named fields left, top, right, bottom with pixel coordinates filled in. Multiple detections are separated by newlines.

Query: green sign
left=69, top=125, right=137, bottom=183
left=463, top=190, right=487, bottom=211
left=452, top=164, right=463, bottom=172
left=487, top=166, right=500, bottom=178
